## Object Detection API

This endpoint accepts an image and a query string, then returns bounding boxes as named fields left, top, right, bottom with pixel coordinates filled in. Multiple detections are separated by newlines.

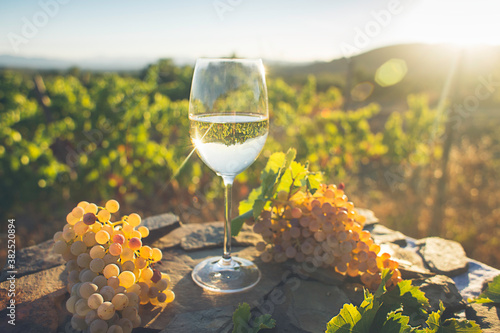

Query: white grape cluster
left=53, top=200, right=175, bottom=333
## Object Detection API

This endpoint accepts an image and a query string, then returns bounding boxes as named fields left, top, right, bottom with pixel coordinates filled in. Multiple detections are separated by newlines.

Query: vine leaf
left=232, top=303, right=275, bottom=333
left=469, top=274, right=500, bottom=304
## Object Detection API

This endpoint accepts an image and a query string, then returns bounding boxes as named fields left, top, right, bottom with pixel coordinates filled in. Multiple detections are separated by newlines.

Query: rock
left=156, top=222, right=262, bottom=251
left=283, top=261, right=345, bottom=286
left=381, top=243, right=434, bottom=279
left=355, top=208, right=379, bottom=226
left=466, top=303, right=500, bottom=333
left=139, top=212, right=181, bottom=244
left=0, top=265, right=67, bottom=333
left=284, top=280, right=350, bottom=332
left=412, top=275, right=467, bottom=312
left=417, top=237, right=469, bottom=277
left=452, top=259, right=500, bottom=301
left=160, top=306, right=234, bottom=333
left=364, top=224, right=407, bottom=246
left=0, top=239, right=65, bottom=282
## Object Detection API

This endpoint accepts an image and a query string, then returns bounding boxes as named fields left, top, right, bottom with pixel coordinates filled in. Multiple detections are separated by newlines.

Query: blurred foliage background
left=1, top=44, right=500, bottom=268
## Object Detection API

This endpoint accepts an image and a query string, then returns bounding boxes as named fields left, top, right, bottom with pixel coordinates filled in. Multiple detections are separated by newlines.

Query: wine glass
left=189, top=58, right=269, bottom=293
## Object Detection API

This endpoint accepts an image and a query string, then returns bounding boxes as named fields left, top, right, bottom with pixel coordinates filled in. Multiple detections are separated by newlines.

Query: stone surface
left=1, top=211, right=499, bottom=332
left=0, top=265, right=67, bottom=333
left=135, top=212, right=181, bottom=245
left=355, top=208, right=379, bottom=226
left=364, top=224, right=407, bottom=246
left=466, top=303, right=500, bottom=333
left=412, top=275, right=467, bottom=312
left=381, top=243, right=434, bottom=279
left=417, top=237, right=469, bottom=277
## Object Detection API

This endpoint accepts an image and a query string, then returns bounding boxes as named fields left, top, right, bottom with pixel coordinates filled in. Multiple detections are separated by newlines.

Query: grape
left=135, top=257, right=147, bottom=269
left=155, top=278, right=170, bottom=292
left=83, top=212, right=97, bottom=225
left=112, top=293, right=129, bottom=310
left=128, top=213, right=141, bottom=227
left=75, top=298, right=92, bottom=316
left=95, top=230, right=110, bottom=244
left=67, top=259, right=78, bottom=271
left=260, top=251, right=273, bottom=263
left=127, top=283, right=141, bottom=296
left=140, top=267, right=153, bottom=282
left=163, top=290, right=175, bottom=303
left=121, top=260, right=135, bottom=272
left=108, top=325, right=124, bottom=333
left=151, top=269, right=161, bottom=283
left=92, top=275, right=107, bottom=289
left=126, top=292, right=139, bottom=308
left=80, top=269, right=98, bottom=282
left=121, top=248, right=134, bottom=261
left=128, top=237, right=142, bottom=251
left=53, top=240, right=68, bottom=254
left=116, top=318, right=133, bottom=333
left=63, top=228, right=76, bottom=241
left=90, top=245, right=106, bottom=259
left=71, top=314, right=88, bottom=331
left=67, top=212, right=79, bottom=225
left=112, top=234, right=125, bottom=244
left=68, top=270, right=80, bottom=283
left=121, top=306, right=138, bottom=322
left=71, top=240, right=87, bottom=256
left=83, top=231, right=97, bottom=247
left=77, top=253, right=92, bottom=268
left=103, top=264, right=120, bottom=278
left=137, top=226, right=149, bottom=238
left=88, top=293, right=104, bottom=309
left=53, top=231, right=63, bottom=242
left=285, top=246, right=297, bottom=258
left=66, top=295, right=79, bottom=313
left=107, top=276, right=120, bottom=289
left=90, top=318, right=108, bottom=333
left=100, top=286, right=115, bottom=302
left=80, top=282, right=99, bottom=299
left=157, top=293, right=167, bottom=303
left=109, top=243, right=123, bottom=256
left=85, top=309, right=98, bottom=325
left=90, top=258, right=105, bottom=273
left=152, top=248, right=162, bottom=262
left=72, top=206, right=85, bottom=219
left=74, top=221, right=89, bottom=235
left=256, top=242, right=266, bottom=252
left=85, top=203, right=98, bottom=214
left=118, top=271, right=136, bottom=288
left=97, top=209, right=111, bottom=223
left=105, top=199, right=120, bottom=213
left=103, top=253, right=119, bottom=265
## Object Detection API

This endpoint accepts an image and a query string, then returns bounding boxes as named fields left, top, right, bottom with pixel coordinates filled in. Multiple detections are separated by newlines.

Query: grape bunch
left=53, top=200, right=175, bottom=333
left=250, top=184, right=402, bottom=290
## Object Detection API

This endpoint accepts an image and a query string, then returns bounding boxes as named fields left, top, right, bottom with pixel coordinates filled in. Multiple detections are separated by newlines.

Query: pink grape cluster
left=250, top=184, right=402, bottom=290
left=53, top=200, right=175, bottom=333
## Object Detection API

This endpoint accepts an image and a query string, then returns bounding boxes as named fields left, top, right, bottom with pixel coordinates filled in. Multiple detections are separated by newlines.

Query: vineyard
left=1, top=58, right=500, bottom=269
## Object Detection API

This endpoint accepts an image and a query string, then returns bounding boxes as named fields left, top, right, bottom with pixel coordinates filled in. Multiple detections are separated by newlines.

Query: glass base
left=191, top=256, right=261, bottom=293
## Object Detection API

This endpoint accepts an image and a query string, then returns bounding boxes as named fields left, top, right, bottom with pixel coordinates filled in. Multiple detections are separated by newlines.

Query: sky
left=0, top=0, right=498, bottom=63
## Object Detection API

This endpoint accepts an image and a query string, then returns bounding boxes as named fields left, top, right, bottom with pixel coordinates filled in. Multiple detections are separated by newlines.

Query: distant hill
left=269, top=43, right=500, bottom=111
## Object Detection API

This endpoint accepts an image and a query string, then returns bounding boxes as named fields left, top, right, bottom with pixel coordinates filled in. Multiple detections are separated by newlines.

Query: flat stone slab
left=381, top=243, right=434, bottom=279
left=417, top=237, right=469, bottom=277
left=466, top=303, right=500, bottom=333
left=364, top=224, right=408, bottom=246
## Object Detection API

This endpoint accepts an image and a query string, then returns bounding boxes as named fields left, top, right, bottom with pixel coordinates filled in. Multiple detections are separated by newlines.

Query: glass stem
left=222, top=176, right=234, bottom=260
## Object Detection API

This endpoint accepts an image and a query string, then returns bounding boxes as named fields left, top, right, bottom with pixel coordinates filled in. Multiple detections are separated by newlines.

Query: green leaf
left=470, top=274, right=500, bottom=304
left=231, top=210, right=253, bottom=237
left=253, top=199, right=266, bottom=219
left=325, top=303, right=363, bottom=333
left=378, top=278, right=430, bottom=326
left=422, top=302, right=482, bottom=333
left=380, top=311, right=412, bottom=333
left=306, top=171, right=323, bottom=193
left=232, top=302, right=275, bottom=333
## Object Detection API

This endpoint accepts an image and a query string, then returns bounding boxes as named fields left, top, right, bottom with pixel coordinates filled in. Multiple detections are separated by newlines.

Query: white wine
left=190, top=113, right=268, bottom=177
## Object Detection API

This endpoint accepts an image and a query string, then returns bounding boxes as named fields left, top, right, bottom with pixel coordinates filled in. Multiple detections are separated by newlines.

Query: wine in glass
left=189, top=58, right=269, bottom=293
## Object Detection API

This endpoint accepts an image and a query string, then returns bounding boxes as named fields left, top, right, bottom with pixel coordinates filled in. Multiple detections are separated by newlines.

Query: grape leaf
left=418, top=302, right=482, bottom=333
left=380, top=311, right=412, bottom=333
left=325, top=303, right=363, bottom=333
left=232, top=302, right=275, bottom=333
left=469, top=274, right=500, bottom=304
